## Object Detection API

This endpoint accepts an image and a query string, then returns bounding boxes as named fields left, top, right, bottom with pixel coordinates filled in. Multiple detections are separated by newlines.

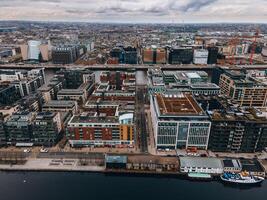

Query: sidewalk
left=0, top=158, right=105, bottom=172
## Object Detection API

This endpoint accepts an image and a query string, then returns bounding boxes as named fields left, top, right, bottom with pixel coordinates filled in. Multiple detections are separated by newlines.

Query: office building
left=56, top=68, right=95, bottom=89
left=20, top=40, right=51, bottom=62
left=193, top=49, right=208, bottom=65
left=150, top=92, right=211, bottom=150
left=143, top=47, right=166, bottom=64
left=52, top=45, right=85, bottom=64
left=124, top=46, right=138, bottom=64
left=5, top=112, right=35, bottom=144
left=207, top=47, right=218, bottom=64
left=32, top=112, right=62, bottom=146
left=148, top=69, right=219, bottom=95
left=110, top=47, right=125, bottom=64
left=168, top=47, right=193, bottom=64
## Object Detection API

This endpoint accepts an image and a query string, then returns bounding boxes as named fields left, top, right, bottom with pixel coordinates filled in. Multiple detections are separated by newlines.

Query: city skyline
left=0, top=0, right=267, bottom=23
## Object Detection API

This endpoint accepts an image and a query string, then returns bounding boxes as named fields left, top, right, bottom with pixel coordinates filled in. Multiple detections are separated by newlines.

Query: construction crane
left=227, top=28, right=261, bottom=65
left=228, top=37, right=240, bottom=65
left=249, top=28, right=260, bottom=65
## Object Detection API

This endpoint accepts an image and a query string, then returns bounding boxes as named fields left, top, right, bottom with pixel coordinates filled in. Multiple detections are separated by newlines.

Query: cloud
left=0, top=0, right=266, bottom=23
left=180, top=0, right=218, bottom=12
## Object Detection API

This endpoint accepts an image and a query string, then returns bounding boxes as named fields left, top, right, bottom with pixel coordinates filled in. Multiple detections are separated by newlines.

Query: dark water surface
left=0, top=172, right=266, bottom=200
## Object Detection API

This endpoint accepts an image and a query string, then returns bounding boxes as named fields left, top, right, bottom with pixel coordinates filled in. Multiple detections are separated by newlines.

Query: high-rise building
left=207, top=47, right=219, bottom=64
left=110, top=47, right=125, bottom=64
left=193, top=49, right=209, bottom=65
left=20, top=40, right=51, bottom=62
left=52, top=45, right=85, bottom=65
left=143, top=47, right=166, bottom=64
left=52, top=46, right=76, bottom=64
left=168, top=47, right=193, bottom=64
left=124, top=46, right=137, bottom=64
left=28, top=40, right=41, bottom=60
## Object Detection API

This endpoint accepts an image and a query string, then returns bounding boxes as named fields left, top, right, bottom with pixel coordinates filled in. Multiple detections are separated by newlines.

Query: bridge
left=0, top=63, right=267, bottom=71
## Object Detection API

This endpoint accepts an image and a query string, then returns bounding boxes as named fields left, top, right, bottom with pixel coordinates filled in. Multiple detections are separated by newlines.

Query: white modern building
left=150, top=92, right=211, bottom=150
left=193, top=49, right=209, bottom=65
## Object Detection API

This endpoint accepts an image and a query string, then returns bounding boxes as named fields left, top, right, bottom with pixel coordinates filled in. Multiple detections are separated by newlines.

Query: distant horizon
left=0, top=19, right=267, bottom=25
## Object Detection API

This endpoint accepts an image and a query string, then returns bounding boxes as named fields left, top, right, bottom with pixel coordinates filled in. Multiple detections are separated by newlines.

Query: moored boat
left=220, top=172, right=264, bottom=185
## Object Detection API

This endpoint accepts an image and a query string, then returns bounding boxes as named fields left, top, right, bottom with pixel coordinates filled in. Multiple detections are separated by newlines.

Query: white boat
left=221, top=172, right=264, bottom=185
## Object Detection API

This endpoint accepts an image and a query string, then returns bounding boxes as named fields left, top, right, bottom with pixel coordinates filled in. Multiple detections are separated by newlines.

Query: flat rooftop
left=69, top=115, right=118, bottom=124
left=180, top=157, right=222, bottom=169
left=43, top=100, right=76, bottom=108
left=155, top=93, right=204, bottom=116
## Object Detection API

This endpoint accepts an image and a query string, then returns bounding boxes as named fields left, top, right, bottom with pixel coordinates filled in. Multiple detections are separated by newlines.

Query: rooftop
left=155, top=93, right=204, bottom=116
left=180, top=157, right=222, bottom=169
left=43, top=100, right=76, bottom=107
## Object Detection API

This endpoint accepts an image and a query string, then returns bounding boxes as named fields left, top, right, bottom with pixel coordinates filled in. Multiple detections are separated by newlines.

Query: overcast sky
left=0, top=0, right=266, bottom=23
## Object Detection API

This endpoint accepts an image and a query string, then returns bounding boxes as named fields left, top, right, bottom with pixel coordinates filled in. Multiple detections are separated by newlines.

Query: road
left=135, top=85, right=148, bottom=153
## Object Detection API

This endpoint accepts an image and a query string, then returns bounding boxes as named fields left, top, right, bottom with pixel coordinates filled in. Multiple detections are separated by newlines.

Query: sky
left=0, top=0, right=266, bottom=23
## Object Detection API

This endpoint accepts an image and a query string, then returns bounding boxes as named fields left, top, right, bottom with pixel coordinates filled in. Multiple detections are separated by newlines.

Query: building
left=119, top=113, right=134, bottom=142
left=57, top=82, right=93, bottom=104
left=150, top=92, right=211, bottom=150
left=56, top=68, right=95, bottom=89
left=219, top=70, right=267, bottom=107
left=126, top=155, right=179, bottom=172
left=20, top=40, right=51, bottom=62
left=0, top=114, right=6, bottom=145
left=0, top=69, right=23, bottom=83
left=124, top=46, right=138, bottom=64
left=0, top=84, right=21, bottom=105
left=52, top=45, right=85, bottom=64
left=180, top=157, right=223, bottom=174
left=3, top=111, right=63, bottom=146
left=67, top=101, right=134, bottom=147
left=168, top=47, right=193, bottom=64
left=110, top=47, right=125, bottom=64
left=148, top=69, right=219, bottom=95
left=32, top=112, right=62, bottom=146
left=28, top=40, right=41, bottom=60
left=207, top=47, right=218, bottom=64
left=5, top=112, right=35, bottom=144
left=208, top=107, right=267, bottom=153
left=42, top=100, right=78, bottom=114
left=100, top=71, right=135, bottom=90
left=262, top=47, right=267, bottom=62
left=222, top=159, right=242, bottom=173
left=143, top=47, right=166, bottom=64
left=193, top=49, right=208, bottom=65
left=240, top=159, right=265, bottom=177
left=105, top=155, right=127, bottom=169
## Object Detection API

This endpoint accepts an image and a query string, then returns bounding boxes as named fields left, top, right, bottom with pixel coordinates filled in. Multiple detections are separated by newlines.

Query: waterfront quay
left=1, top=149, right=267, bottom=180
